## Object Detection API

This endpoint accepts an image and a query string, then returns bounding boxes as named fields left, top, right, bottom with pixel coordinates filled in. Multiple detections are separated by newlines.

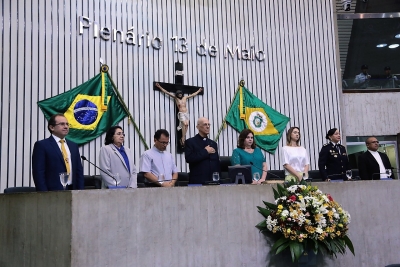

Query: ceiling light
left=376, top=44, right=387, bottom=48
left=388, top=44, right=399, bottom=49
left=395, top=34, right=400, bottom=39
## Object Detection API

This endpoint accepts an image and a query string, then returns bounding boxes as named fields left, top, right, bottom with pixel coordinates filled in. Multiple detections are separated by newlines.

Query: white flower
left=281, top=210, right=289, bottom=217
left=298, top=199, right=307, bottom=211
left=319, top=206, right=328, bottom=214
left=315, top=227, right=323, bottom=234
left=266, top=215, right=278, bottom=231
left=346, top=212, right=351, bottom=223
left=290, top=210, right=298, bottom=218
left=287, top=185, right=298, bottom=193
left=274, top=196, right=287, bottom=204
left=298, top=213, right=306, bottom=226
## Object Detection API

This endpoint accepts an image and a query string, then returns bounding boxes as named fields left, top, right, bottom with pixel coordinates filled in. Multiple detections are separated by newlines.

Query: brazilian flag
left=38, top=67, right=128, bottom=145
left=225, top=82, right=290, bottom=153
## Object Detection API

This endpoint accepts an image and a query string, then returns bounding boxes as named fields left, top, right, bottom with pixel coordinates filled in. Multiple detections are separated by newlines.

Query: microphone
left=249, top=162, right=282, bottom=179
left=81, top=155, right=119, bottom=187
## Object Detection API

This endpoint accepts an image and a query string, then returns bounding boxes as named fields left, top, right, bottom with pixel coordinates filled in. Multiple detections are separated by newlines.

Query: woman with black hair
left=231, top=129, right=268, bottom=184
left=99, top=126, right=137, bottom=188
left=318, top=128, right=350, bottom=181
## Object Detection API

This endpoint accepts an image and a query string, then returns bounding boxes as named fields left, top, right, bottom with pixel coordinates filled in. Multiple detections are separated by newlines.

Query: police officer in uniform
left=318, top=128, right=351, bottom=181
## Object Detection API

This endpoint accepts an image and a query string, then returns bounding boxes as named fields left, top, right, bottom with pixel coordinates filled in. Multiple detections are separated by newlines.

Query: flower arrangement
left=256, top=182, right=354, bottom=262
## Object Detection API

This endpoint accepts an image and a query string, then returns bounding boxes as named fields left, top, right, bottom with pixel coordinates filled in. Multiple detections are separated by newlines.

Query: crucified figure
left=155, top=83, right=203, bottom=146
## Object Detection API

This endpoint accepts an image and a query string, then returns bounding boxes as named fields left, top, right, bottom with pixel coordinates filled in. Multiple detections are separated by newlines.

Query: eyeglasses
left=157, top=139, right=169, bottom=145
left=115, top=132, right=125, bottom=136
left=368, top=141, right=379, bottom=144
left=54, top=122, right=70, bottom=127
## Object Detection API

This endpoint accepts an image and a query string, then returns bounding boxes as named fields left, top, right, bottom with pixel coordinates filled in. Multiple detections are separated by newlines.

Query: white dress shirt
left=368, top=150, right=388, bottom=179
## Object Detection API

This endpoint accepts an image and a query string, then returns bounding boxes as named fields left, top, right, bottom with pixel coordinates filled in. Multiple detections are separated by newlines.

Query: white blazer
left=99, top=144, right=137, bottom=188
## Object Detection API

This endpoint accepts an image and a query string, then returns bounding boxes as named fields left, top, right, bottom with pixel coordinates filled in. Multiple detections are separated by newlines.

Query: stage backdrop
left=0, top=0, right=341, bottom=191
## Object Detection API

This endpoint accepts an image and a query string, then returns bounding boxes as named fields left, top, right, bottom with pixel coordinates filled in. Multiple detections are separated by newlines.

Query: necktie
left=60, top=140, right=71, bottom=174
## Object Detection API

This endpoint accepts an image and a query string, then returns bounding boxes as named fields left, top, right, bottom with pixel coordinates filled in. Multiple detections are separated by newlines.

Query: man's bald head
left=365, top=136, right=379, bottom=152
left=196, top=117, right=210, bottom=137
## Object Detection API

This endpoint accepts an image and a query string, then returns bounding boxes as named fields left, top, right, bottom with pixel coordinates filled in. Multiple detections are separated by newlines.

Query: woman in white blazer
left=99, top=126, right=137, bottom=188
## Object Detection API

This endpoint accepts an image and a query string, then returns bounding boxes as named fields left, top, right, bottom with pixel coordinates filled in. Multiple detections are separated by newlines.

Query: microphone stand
left=81, top=156, right=119, bottom=187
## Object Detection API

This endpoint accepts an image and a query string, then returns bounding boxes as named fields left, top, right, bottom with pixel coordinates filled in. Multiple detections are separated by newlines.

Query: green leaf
left=275, top=241, right=291, bottom=255
left=331, top=239, right=345, bottom=254
left=265, top=202, right=277, bottom=210
left=273, top=187, right=280, bottom=199
left=257, top=206, right=271, bottom=218
left=277, top=183, right=286, bottom=196
left=343, top=235, right=355, bottom=255
left=255, top=220, right=267, bottom=230
left=271, top=237, right=290, bottom=252
left=322, top=240, right=334, bottom=256
left=311, top=239, right=319, bottom=254
left=289, top=241, right=304, bottom=262
left=262, top=200, right=274, bottom=208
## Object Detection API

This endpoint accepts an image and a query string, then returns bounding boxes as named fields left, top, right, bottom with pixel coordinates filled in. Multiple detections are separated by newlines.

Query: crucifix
left=153, top=62, right=203, bottom=153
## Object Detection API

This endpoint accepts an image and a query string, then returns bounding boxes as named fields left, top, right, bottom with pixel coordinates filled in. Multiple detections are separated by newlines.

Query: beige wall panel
left=342, top=93, right=400, bottom=136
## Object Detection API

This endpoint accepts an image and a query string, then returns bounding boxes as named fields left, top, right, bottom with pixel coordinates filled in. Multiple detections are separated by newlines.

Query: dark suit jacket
left=184, top=134, right=220, bottom=184
left=318, top=143, right=350, bottom=180
left=32, top=136, right=84, bottom=191
left=358, top=150, right=392, bottom=180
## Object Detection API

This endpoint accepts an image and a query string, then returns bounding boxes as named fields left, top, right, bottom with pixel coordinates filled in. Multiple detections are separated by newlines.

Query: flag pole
left=214, top=80, right=245, bottom=142
left=102, top=65, right=149, bottom=150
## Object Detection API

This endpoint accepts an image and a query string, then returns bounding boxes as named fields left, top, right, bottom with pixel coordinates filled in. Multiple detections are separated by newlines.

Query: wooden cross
left=153, top=81, right=204, bottom=153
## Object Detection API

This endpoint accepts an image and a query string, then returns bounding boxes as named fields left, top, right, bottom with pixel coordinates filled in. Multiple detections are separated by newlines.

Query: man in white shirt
left=358, top=137, right=393, bottom=180
left=139, top=129, right=179, bottom=187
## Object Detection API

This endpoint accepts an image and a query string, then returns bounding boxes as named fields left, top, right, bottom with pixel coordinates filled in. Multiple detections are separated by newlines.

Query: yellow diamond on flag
left=64, top=94, right=111, bottom=130
left=244, top=107, right=279, bottom=135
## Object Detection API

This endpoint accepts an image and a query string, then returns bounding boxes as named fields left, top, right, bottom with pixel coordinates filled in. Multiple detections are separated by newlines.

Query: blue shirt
left=139, top=146, right=178, bottom=181
left=113, top=145, right=131, bottom=173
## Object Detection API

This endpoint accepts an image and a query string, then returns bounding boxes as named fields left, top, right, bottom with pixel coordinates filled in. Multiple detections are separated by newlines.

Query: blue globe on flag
left=73, top=100, right=98, bottom=125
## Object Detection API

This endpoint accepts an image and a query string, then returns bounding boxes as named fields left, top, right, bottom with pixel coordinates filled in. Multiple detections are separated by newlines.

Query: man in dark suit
left=358, top=136, right=393, bottom=180
left=184, top=117, right=220, bottom=184
left=32, top=114, right=84, bottom=191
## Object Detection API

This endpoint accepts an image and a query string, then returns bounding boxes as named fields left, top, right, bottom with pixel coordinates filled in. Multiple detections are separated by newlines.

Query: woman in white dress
left=281, top=127, right=310, bottom=182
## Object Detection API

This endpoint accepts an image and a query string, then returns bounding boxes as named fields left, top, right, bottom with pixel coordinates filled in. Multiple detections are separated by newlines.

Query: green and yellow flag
left=225, top=82, right=290, bottom=153
left=38, top=67, right=128, bottom=145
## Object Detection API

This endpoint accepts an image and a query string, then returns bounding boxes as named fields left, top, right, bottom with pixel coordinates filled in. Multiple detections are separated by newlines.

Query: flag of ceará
left=38, top=66, right=128, bottom=145
left=225, top=82, right=290, bottom=153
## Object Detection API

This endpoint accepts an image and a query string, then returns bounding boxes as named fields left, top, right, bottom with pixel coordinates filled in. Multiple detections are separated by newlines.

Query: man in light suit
left=99, top=126, right=137, bottom=188
left=32, top=114, right=84, bottom=191
left=358, top=136, right=393, bottom=180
